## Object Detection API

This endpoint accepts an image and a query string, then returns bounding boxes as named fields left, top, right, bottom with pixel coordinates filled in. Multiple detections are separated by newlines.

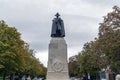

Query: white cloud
left=35, top=51, right=48, bottom=67
left=0, top=0, right=120, bottom=66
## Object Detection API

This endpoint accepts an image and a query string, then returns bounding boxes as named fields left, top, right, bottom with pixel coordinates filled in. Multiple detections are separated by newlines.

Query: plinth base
left=46, top=38, right=69, bottom=80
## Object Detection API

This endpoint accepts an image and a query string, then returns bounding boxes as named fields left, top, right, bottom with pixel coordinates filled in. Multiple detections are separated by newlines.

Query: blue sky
left=0, top=0, right=120, bottom=66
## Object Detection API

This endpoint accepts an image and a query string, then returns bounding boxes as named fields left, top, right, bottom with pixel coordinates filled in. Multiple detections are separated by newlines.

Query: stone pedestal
left=46, top=38, right=69, bottom=80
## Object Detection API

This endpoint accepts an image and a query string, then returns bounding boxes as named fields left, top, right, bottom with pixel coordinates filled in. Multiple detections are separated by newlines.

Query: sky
left=0, top=0, right=120, bottom=67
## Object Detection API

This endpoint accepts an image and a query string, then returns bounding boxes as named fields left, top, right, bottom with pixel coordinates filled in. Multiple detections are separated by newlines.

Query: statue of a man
left=51, top=13, right=65, bottom=37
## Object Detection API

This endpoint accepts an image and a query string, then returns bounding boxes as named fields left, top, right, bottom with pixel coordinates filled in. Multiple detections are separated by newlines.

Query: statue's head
left=55, top=13, right=60, bottom=18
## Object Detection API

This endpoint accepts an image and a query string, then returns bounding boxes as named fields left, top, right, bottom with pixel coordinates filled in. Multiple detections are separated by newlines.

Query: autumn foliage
left=0, top=20, right=46, bottom=79
left=69, top=6, right=120, bottom=78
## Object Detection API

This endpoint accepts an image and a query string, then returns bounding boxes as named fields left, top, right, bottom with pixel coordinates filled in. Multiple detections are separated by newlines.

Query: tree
left=78, top=42, right=101, bottom=75
left=69, top=55, right=80, bottom=77
left=0, top=20, right=47, bottom=79
left=0, top=20, right=26, bottom=79
left=78, top=5, right=120, bottom=75
left=68, top=38, right=107, bottom=78
left=68, top=6, right=120, bottom=79
left=98, top=6, right=120, bottom=73
left=21, top=44, right=46, bottom=77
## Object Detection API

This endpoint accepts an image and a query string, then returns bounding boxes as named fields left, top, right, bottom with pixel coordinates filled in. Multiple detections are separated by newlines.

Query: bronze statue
left=51, top=13, right=65, bottom=37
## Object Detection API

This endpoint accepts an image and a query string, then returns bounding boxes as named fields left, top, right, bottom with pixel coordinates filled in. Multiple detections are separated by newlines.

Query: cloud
left=82, top=0, right=120, bottom=7
left=0, top=0, right=120, bottom=66
left=35, top=50, right=48, bottom=67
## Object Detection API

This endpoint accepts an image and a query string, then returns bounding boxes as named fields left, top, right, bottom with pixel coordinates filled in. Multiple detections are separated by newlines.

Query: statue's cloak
left=51, top=18, right=65, bottom=37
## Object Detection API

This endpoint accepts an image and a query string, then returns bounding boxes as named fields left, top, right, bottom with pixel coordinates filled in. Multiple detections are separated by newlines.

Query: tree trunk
left=10, top=74, right=13, bottom=80
left=3, top=71, right=6, bottom=80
